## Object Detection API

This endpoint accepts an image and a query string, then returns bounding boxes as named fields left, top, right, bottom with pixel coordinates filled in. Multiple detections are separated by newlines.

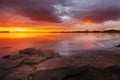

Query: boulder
left=0, top=68, right=6, bottom=80
left=2, top=55, right=11, bottom=59
left=10, top=54, right=23, bottom=60
left=35, top=58, right=75, bottom=71
left=19, top=48, right=61, bottom=59
left=24, top=56, right=45, bottom=65
left=116, top=44, right=120, bottom=48
left=104, top=66, right=120, bottom=80
left=63, top=67, right=105, bottom=80
left=19, top=48, right=39, bottom=55
left=33, top=67, right=77, bottom=80
left=33, top=66, right=120, bottom=80
left=42, top=50, right=61, bottom=59
left=0, top=58, right=24, bottom=70
left=5, top=66, right=36, bottom=80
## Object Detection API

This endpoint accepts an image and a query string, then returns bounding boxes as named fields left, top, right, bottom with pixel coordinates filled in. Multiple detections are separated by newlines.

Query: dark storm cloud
left=0, top=0, right=62, bottom=23
left=69, top=0, right=120, bottom=23
left=0, top=0, right=120, bottom=23
left=72, top=6, right=120, bottom=23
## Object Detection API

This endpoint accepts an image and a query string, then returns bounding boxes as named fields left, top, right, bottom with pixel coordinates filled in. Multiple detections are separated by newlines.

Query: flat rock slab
left=0, top=48, right=120, bottom=80
left=36, top=58, right=76, bottom=71
left=24, top=56, right=45, bottom=65
left=19, top=48, right=37, bottom=55
left=33, top=66, right=120, bottom=80
left=0, top=59, right=24, bottom=70
left=116, top=44, right=120, bottom=48
left=5, top=66, right=36, bottom=80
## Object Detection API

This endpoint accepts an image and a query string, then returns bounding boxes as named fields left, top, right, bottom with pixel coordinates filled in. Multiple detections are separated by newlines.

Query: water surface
left=0, top=33, right=120, bottom=56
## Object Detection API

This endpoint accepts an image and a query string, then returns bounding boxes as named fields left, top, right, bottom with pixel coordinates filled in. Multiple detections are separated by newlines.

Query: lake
left=0, top=33, right=120, bottom=56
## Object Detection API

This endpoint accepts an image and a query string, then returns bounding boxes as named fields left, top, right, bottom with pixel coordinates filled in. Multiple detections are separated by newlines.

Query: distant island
left=43, top=29, right=120, bottom=33
left=0, top=30, right=120, bottom=33
left=0, top=31, right=10, bottom=33
left=70, top=29, right=120, bottom=33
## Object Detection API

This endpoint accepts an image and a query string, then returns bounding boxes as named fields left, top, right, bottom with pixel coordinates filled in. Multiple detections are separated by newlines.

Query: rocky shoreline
left=0, top=48, right=120, bottom=80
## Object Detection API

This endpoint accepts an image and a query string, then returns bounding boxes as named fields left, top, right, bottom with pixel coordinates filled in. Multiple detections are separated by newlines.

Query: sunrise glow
left=0, top=27, right=71, bottom=33
left=84, top=20, right=96, bottom=25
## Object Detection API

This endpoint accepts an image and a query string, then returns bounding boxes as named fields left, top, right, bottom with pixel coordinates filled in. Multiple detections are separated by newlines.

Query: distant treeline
left=0, top=31, right=9, bottom=33
left=0, top=30, right=120, bottom=33
left=71, top=30, right=120, bottom=33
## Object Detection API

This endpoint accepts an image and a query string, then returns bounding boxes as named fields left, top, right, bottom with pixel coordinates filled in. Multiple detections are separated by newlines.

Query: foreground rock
left=0, top=58, right=24, bottom=70
left=116, top=44, right=120, bottom=48
left=0, top=48, right=61, bottom=79
left=20, top=48, right=61, bottom=58
left=0, top=48, right=120, bottom=80
left=5, top=66, right=36, bottom=80
left=21, top=48, right=61, bottom=65
left=19, top=48, right=37, bottom=55
left=24, top=56, right=45, bottom=65
left=32, top=53, right=120, bottom=80
left=33, top=66, right=120, bottom=80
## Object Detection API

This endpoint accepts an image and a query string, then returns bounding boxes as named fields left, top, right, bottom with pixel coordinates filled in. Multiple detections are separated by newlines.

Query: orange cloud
left=84, top=20, right=96, bottom=25
left=4, top=17, right=27, bottom=24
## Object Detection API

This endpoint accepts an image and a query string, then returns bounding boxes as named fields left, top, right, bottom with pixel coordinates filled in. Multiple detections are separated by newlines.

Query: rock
left=0, top=68, right=6, bottom=80
left=1, top=49, right=120, bottom=80
left=36, top=58, right=75, bottom=71
left=104, top=66, right=120, bottom=80
left=63, top=67, right=105, bottom=80
left=10, top=54, right=23, bottom=60
left=5, top=66, right=36, bottom=80
left=0, top=58, right=24, bottom=70
left=33, top=67, right=76, bottom=80
left=33, top=66, right=107, bottom=80
left=43, top=50, right=61, bottom=59
left=19, top=48, right=38, bottom=55
left=116, top=44, right=120, bottom=48
left=19, top=48, right=61, bottom=59
left=24, top=56, right=45, bottom=65
left=33, top=66, right=120, bottom=80
left=19, top=48, right=61, bottom=65
left=3, top=55, right=11, bottom=59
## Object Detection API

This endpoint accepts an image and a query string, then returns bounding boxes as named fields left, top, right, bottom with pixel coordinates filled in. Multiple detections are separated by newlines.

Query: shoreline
left=0, top=47, right=120, bottom=80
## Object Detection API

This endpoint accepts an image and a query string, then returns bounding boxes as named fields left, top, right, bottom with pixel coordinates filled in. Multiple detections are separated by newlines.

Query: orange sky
left=0, top=18, right=120, bottom=32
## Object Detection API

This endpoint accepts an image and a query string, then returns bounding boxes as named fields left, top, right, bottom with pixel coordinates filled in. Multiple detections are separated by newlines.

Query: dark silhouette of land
left=0, top=29, right=120, bottom=33
left=69, top=29, right=120, bottom=33
left=0, top=31, right=9, bottom=33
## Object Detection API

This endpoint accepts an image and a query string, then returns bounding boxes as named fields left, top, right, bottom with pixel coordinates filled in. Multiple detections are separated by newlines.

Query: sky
left=0, top=0, right=120, bottom=32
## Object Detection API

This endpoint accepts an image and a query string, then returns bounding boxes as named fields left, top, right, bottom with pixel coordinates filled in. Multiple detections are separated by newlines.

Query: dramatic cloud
left=55, top=0, right=120, bottom=23
left=0, top=0, right=62, bottom=23
left=0, top=0, right=120, bottom=23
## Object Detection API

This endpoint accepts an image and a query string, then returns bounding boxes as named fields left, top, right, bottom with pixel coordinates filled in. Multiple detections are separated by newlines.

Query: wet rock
left=1, top=49, right=120, bottom=80
left=5, top=66, right=36, bottom=80
left=19, top=48, right=38, bottom=55
left=33, top=66, right=104, bottom=80
left=116, top=44, right=120, bottom=48
left=36, top=58, right=76, bottom=71
left=43, top=50, right=61, bottom=59
left=24, top=56, right=45, bottom=65
left=64, top=67, right=105, bottom=80
left=0, top=59, right=24, bottom=70
left=19, top=48, right=61, bottom=59
left=33, top=67, right=74, bottom=80
left=33, top=66, right=120, bottom=80
left=0, top=68, right=6, bottom=80
left=10, top=54, right=23, bottom=60
left=3, top=55, right=11, bottom=59
left=104, top=66, right=120, bottom=80
left=19, top=48, right=61, bottom=58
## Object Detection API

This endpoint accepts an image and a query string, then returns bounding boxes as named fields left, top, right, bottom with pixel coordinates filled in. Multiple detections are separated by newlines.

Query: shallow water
left=0, top=33, right=120, bottom=56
